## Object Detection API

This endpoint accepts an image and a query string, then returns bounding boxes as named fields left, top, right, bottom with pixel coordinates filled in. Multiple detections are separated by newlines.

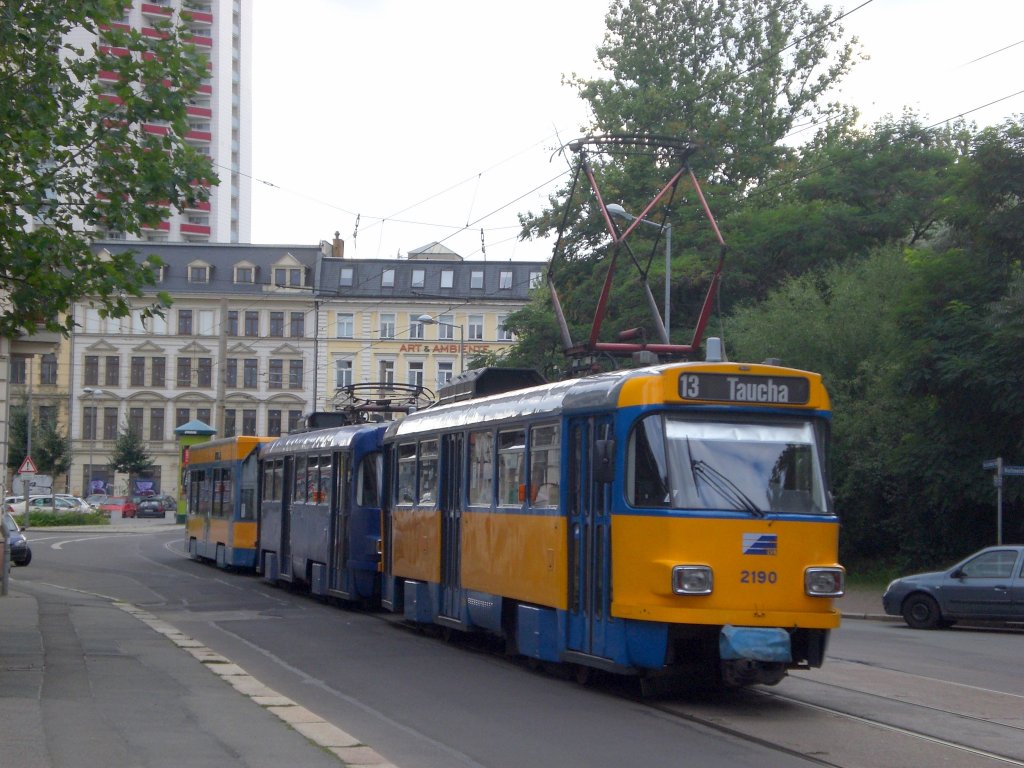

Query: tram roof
left=260, top=422, right=387, bottom=457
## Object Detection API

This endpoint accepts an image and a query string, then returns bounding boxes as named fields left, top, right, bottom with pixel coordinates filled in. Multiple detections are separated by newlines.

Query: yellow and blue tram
left=382, top=359, right=844, bottom=686
left=184, top=435, right=273, bottom=568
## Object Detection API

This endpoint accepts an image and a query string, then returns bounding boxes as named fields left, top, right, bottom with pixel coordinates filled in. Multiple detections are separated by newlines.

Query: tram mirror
left=594, top=439, right=616, bottom=484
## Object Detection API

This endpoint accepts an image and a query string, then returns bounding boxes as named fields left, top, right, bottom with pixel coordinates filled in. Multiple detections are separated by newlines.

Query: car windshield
left=626, top=413, right=831, bottom=515
left=3, top=512, right=20, bottom=532
left=106, top=497, right=128, bottom=505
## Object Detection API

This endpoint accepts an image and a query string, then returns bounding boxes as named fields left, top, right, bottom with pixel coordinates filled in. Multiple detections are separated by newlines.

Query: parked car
left=3, top=512, right=31, bottom=566
left=28, top=495, right=92, bottom=513
left=99, top=496, right=138, bottom=519
left=84, top=494, right=109, bottom=510
left=882, top=545, right=1024, bottom=628
left=136, top=497, right=166, bottom=518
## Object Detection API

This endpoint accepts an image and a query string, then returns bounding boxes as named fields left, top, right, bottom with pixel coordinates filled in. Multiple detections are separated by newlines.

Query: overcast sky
left=249, top=0, right=1024, bottom=259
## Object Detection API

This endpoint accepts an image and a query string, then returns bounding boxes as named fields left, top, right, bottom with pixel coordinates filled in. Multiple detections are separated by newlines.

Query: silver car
left=882, top=545, right=1024, bottom=628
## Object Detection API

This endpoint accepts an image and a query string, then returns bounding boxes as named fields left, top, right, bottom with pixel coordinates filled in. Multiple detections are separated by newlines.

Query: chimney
left=333, top=231, right=345, bottom=258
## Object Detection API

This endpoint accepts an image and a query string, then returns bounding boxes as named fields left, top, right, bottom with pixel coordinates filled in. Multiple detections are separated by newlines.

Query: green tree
left=109, top=422, right=154, bottom=493
left=35, top=417, right=72, bottom=488
left=6, top=402, right=28, bottom=472
left=0, top=1, right=215, bottom=339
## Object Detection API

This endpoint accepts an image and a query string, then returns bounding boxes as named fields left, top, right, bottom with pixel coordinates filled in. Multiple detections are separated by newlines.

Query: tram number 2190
left=740, top=570, right=777, bottom=584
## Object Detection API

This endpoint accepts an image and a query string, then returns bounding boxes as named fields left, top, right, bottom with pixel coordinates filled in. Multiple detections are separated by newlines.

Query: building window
left=290, top=312, right=305, bottom=338
left=225, top=359, right=237, bottom=388
left=130, top=357, right=145, bottom=387
left=177, top=358, right=192, bottom=387
left=40, top=354, right=57, bottom=385
left=289, top=360, right=303, bottom=389
left=197, top=407, right=211, bottom=425
left=274, top=267, right=303, bottom=287
left=336, top=312, right=353, bottom=338
left=129, top=407, right=143, bottom=434
left=269, top=311, right=284, bottom=337
left=381, top=269, right=395, bottom=288
left=224, top=409, right=236, bottom=437
left=103, top=407, right=118, bottom=440
left=438, top=314, right=455, bottom=340
left=379, top=359, right=394, bottom=385
left=380, top=313, right=395, bottom=339
left=339, top=267, right=353, bottom=287
left=84, top=355, right=99, bottom=386
left=335, top=358, right=352, bottom=388
left=197, top=357, right=212, bottom=387
left=152, top=357, right=165, bottom=387
left=198, top=309, right=215, bottom=336
left=83, top=406, right=97, bottom=440
left=470, top=270, right=484, bottom=289
left=287, top=410, right=303, bottom=433
left=468, top=315, right=484, bottom=341
left=242, top=409, right=257, bottom=434
left=175, top=408, right=189, bottom=428
left=10, top=357, right=25, bottom=384
left=268, top=359, right=283, bottom=389
left=150, top=408, right=164, bottom=441
left=38, top=405, right=55, bottom=425
left=408, top=361, right=424, bottom=388
left=268, top=409, right=282, bottom=436
left=498, top=316, right=515, bottom=341
left=105, top=355, right=120, bottom=386
left=440, top=270, right=454, bottom=289
left=409, top=315, right=424, bottom=339
left=411, top=269, right=425, bottom=288
left=189, top=265, right=209, bottom=283
left=227, top=310, right=239, bottom=336
left=178, top=309, right=193, bottom=335
left=243, top=358, right=258, bottom=388
left=499, top=270, right=513, bottom=290
left=438, top=361, right=453, bottom=387
left=235, top=266, right=254, bottom=283
left=529, top=271, right=543, bottom=288
left=244, top=310, right=259, bottom=336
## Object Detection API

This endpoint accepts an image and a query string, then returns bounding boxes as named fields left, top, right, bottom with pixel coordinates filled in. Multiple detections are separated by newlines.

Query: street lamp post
left=416, top=314, right=465, bottom=375
left=81, top=387, right=106, bottom=496
left=607, top=203, right=673, bottom=339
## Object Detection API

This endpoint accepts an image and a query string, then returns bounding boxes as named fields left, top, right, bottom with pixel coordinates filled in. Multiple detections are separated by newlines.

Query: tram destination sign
left=678, top=372, right=810, bottom=405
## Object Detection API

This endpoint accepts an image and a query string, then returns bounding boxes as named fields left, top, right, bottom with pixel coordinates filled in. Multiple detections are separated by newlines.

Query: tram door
left=279, top=456, right=293, bottom=579
left=567, top=416, right=614, bottom=658
left=329, top=452, right=350, bottom=594
left=440, top=433, right=465, bottom=620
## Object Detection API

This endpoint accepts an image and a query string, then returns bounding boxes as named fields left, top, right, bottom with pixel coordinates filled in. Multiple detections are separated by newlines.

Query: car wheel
left=16, top=549, right=31, bottom=566
left=902, top=593, right=942, bottom=629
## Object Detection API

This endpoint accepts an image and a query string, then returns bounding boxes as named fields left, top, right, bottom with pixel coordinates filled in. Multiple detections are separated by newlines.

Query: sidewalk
left=0, top=581, right=395, bottom=767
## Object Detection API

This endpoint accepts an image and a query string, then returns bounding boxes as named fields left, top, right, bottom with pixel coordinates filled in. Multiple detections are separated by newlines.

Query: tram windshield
left=626, top=414, right=830, bottom=515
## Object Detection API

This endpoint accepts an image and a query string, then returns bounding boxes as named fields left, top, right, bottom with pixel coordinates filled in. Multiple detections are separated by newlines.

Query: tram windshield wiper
left=691, top=460, right=765, bottom=517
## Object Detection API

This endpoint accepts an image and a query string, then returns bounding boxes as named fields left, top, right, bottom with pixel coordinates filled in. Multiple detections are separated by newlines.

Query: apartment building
left=52, top=240, right=537, bottom=498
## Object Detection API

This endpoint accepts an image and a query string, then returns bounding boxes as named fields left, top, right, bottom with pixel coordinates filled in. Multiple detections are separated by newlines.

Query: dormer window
left=274, top=267, right=303, bottom=287
left=381, top=269, right=395, bottom=288
left=234, top=263, right=255, bottom=284
left=188, top=261, right=210, bottom=283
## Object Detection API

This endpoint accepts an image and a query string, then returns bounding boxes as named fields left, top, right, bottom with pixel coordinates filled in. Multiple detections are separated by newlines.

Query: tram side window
left=220, top=467, right=234, bottom=518
left=197, top=468, right=212, bottom=516
left=497, top=429, right=526, bottom=506
left=418, top=440, right=438, bottom=505
left=626, top=415, right=671, bottom=508
left=468, top=430, right=494, bottom=506
left=315, top=454, right=331, bottom=504
left=530, top=424, right=560, bottom=507
left=292, top=455, right=307, bottom=503
left=356, top=452, right=382, bottom=507
left=262, top=461, right=274, bottom=501
left=396, top=443, right=416, bottom=504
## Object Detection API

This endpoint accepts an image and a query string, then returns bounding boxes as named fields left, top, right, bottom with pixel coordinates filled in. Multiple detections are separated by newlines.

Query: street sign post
left=981, top=458, right=1024, bottom=545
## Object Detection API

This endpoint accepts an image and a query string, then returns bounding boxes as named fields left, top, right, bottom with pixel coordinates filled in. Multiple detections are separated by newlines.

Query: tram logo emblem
left=742, top=533, right=777, bottom=555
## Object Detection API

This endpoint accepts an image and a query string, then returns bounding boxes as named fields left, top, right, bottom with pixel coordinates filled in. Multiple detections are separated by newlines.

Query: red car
left=99, top=496, right=138, bottom=519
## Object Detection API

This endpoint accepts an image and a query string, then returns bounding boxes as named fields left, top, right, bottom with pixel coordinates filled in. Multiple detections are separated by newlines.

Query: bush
left=26, top=510, right=108, bottom=527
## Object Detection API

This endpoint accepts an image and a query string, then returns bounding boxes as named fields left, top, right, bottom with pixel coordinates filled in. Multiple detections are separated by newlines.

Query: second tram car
left=381, top=359, right=844, bottom=687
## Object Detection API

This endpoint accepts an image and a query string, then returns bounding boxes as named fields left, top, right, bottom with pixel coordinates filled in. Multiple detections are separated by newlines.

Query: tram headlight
left=805, top=567, right=845, bottom=597
left=672, top=565, right=713, bottom=595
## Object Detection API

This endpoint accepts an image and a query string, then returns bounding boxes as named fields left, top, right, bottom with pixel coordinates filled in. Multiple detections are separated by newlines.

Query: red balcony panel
left=184, top=10, right=214, bottom=24
left=180, top=223, right=211, bottom=235
left=186, top=35, right=213, bottom=48
left=99, top=94, right=124, bottom=106
left=142, top=220, right=171, bottom=231
left=184, top=200, right=212, bottom=212
left=186, top=105, right=212, bottom=118
left=142, top=26, right=169, bottom=40
left=197, top=84, right=213, bottom=95
left=144, top=123, right=170, bottom=136
left=190, top=178, right=212, bottom=188
left=97, top=70, right=121, bottom=82
left=141, top=3, right=173, bottom=16
left=99, top=45, right=130, bottom=57
left=100, top=22, right=131, bottom=33
left=185, top=130, right=212, bottom=142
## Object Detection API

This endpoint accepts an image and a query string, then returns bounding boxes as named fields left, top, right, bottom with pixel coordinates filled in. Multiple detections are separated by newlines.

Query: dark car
left=4, top=512, right=31, bottom=566
left=136, top=497, right=166, bottom=518
left=882, top=545, right=1024, bottom=628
